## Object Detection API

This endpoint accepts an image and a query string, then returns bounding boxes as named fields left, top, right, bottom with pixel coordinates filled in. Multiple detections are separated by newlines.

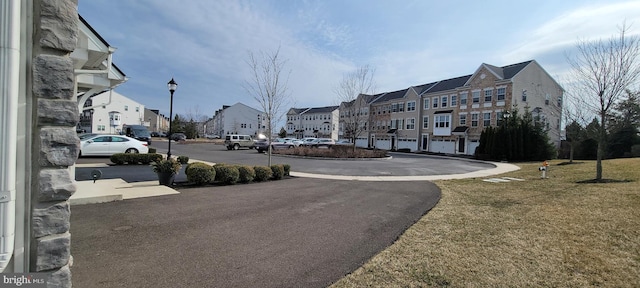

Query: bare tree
left=334, top=65, right=376, bottom=149
left=561, top=78, right=593, bottom=163
left=244, top=47, right=291, bottom=166
left=184, top=106, right=209, bottom=137
left=567, top=22, right=640, bottom=180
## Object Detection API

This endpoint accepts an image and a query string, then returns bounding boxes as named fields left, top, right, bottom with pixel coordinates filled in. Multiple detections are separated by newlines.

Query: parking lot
left=76, top=141, right=495, bottom=178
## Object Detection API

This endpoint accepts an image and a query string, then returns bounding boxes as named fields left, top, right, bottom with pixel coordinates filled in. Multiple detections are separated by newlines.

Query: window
left=441, top=96, right=448, bottom=108
left=522, top=90, right=527, bottom=101
left=497, top=87, right=506, bottom=101
left=406, top=118, right=415, bottom=130
left=484, top=89, right=493, bottom=102
left=435, top=115, right=450, bottom=128
left=398, top=102, right=404, bottom=112
left=124, top=105, right=129, bottom=111
left=97, top=125, right=106, bottom=131
left=472, top=91, right=480, bottom=103
left=391, top=119, right=397, bottom=129
left=433, top=97, right=439, bottom=108
left=423, top=98, right=430, bottom=110
left=471, top=113, right=479, bottom=127
left=135, top=107, right=139, bottom=112
left=451, top=95, right=458, bottom=106
left=545, top=94, right=550, bottom=105
left=460, top=93, right=468, bottom=105
left=483, top=112, right=491, bottom=126
left=557, top=96, right=563, bottom=107
left=422, top=116, right=429, bottom=129
left=459, top=114, right=467, bottom=126
left=497, top=112, right=505, bottom=126
left=407, top=101, right=416, bottom=111
left=391, top=103, right=398, bottom=112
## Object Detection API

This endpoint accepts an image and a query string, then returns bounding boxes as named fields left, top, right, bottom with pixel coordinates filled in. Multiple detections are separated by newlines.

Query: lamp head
left=167, top=78, right=178, bottom=92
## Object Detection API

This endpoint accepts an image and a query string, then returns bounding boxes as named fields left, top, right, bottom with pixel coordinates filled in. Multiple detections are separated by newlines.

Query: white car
left=282, top=138, right=303, bottom=146
left=80, top=134, right=149, bottom=156
left=300, top=137, right=317, bottom=146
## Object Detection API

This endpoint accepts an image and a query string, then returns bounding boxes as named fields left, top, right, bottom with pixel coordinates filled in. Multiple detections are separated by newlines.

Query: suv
left=224, top=135, right=255, bottom=150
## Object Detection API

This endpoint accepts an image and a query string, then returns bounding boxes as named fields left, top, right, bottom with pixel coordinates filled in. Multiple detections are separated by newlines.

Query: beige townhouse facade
left=363, top=60, right=563, bottom=155
left=286, top=60, right=563, bottom=156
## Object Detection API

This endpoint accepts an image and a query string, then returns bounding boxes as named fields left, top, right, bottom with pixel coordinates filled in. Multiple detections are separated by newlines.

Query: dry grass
left=331, top=158, right=640, bottom=287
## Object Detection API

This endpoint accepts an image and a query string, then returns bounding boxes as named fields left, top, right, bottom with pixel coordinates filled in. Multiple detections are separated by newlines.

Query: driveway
left=70, top=178, right=440, bottom=288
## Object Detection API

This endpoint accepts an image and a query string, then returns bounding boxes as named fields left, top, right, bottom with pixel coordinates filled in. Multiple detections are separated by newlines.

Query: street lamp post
left=167, top=78, right=178, bottom=159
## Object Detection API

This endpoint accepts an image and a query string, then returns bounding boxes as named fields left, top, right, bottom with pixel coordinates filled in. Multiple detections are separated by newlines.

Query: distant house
left=286, top=106, right=339, bottom=139
left=206, top=103, right=265, bottom=138
left=144, top=108, right=170, bottom=133
left=78, top=90, right=146, bottom=134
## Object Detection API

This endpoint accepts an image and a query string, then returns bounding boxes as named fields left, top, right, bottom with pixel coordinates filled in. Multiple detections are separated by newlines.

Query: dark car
left=122, top=125, right=152, bottom=145
left=254, top=139, right=270, bottom=153
left=170, top=133, right=187, bottom=141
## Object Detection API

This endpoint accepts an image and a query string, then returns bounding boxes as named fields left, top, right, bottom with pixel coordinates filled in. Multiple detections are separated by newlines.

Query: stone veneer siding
left=31, top=0, right=79, bottom=287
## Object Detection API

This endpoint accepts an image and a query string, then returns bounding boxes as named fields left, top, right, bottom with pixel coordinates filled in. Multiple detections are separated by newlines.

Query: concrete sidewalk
left=71, top=160, right=520, bottom=205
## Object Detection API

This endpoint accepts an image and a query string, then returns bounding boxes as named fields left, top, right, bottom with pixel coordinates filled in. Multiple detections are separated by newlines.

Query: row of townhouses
left=283, top=60, right=563, bottom=155
left=208, top=60, right=563, bottom=155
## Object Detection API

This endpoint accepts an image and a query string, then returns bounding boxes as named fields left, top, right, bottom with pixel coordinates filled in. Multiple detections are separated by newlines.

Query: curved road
left=148, top=141, right=496, bottom=177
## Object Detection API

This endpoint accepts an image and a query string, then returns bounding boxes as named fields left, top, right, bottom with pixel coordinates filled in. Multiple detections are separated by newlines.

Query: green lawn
left=331, top=158, right=640, bottom=287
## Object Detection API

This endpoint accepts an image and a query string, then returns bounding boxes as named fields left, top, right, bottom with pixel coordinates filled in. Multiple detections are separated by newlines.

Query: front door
left=422, top=134, right=429, bottom=151
left=458, top=137, right=466, bottom=154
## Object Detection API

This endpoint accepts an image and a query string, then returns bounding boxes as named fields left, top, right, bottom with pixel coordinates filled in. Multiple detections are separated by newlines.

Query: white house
left=78, top=90, right=146, bottom=134
left=207, top=103, right=265, bottom=138
left=286, top=106, right=339, bottom=139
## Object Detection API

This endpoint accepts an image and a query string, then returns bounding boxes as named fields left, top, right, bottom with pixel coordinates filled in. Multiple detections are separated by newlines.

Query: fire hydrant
left=539, top=160, right=549, bottom=178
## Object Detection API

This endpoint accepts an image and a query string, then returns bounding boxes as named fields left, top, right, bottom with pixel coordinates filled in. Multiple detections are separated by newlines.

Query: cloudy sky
left=78, top=0, right=640, bottom=119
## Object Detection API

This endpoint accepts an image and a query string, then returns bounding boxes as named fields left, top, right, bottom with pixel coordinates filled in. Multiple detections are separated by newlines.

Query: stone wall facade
left=31, top=0, right=79, bottom=287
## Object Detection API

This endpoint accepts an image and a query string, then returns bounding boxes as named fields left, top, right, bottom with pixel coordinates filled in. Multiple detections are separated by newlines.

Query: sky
left=78, top=0, right=640, bottom=120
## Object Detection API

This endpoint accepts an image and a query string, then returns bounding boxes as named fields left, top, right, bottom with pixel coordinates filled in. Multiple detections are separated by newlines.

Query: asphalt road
left=70, top=178, right=441, bottom=288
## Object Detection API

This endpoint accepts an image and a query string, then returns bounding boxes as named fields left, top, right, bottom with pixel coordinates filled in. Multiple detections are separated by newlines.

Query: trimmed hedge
left=216, top=165, right=240, bottom=185
left=177, top=155, right=190, bottom=164
left=254, top=166, right=273, bottom=182
left=282, top=164, right=291, bottom=176
left=270, top=164, right=285, bottom=180
left=185, top=162, right=215, bottom=185
left=237, top=165, right=256, bottom=183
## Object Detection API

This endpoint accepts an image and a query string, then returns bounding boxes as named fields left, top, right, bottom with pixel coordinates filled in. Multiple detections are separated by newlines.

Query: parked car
left=282, top=138, right=303, bottom=146
left=305, top=138, right=335, bottom=148
left=335, top=140, right=352, bottom=145
left=78, top=133, right=98, bottom=140
left=225, top=134, right=255, bottom=150
left=122, top=124, right=152, bottom=145
left=271, top=138, right=297, bottom=150
left=254, top=139, right=270, bottom=153
left=79, top=135, right=149, bottom=156
left=169, top=133, right=187, bottom=141
left=204, top=134, right=220, bottom=139
left=300, top=137, right=317, bottom=145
